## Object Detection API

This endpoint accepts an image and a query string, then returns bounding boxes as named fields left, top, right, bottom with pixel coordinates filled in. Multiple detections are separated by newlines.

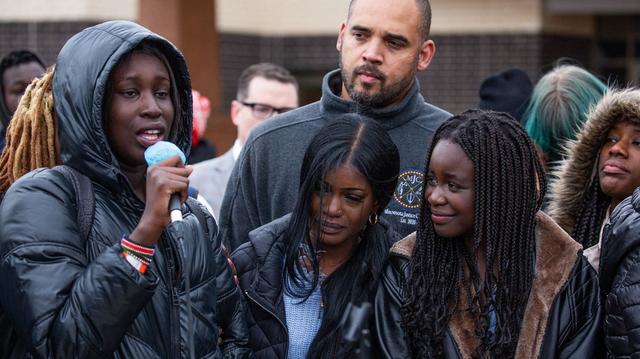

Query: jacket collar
left=319, top=69, right=426, bottom=131
left=390, top=212, right=581, bottom=358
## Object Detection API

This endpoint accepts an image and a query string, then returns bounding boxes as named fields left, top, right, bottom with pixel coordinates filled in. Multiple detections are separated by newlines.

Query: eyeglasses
left=241, top=101, right=294, bottom=119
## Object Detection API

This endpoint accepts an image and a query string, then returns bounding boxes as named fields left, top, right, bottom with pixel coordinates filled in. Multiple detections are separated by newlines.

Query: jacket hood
left=548, top=89, right=640, bottom=233
left=52, top=20, right=192, bottom=193
left=600, top=187, right=640, bottom=293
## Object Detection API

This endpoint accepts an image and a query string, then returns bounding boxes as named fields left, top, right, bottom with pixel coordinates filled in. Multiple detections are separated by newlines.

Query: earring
left=368, top=212, right=378, bottom=225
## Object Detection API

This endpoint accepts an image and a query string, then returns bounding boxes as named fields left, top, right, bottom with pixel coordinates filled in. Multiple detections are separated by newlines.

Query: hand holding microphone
left=129, top=141, right=191, bottom=247
left=144, top=141, right=188, bottom=222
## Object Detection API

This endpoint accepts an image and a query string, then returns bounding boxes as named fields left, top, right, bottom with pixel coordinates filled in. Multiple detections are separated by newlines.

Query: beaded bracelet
left=121, top=236, right=155, bottom=258
left=123, top=251, right=149, bottom=273
left=123, top=250, right=151, bottom=266
left=120, top=235, right=155, bottom=274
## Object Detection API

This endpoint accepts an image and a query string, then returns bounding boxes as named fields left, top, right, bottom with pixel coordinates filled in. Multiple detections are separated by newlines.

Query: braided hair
left=0, top=67, right=57, bottom=193
left=570, top=177, right=610, bottom=248
left=401, top=109, right=545, bottom=358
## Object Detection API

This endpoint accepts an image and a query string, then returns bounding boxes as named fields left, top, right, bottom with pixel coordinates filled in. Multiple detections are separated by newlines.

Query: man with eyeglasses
left=190, top=63, right=299, bottom=218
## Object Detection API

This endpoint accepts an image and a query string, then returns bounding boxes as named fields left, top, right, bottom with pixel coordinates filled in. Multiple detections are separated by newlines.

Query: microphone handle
left=169, top=193, right=183, bottom=222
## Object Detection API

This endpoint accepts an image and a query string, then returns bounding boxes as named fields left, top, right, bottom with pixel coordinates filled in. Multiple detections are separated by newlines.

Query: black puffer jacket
left=0, top=21, right=251, bottom=358
left=375, top=212, right=603, bottom=358
left=231, top=215, right=291, bottom=359
left=600, top=187, right=640, bottom=358
left=233, top=214, right=397, bottom=359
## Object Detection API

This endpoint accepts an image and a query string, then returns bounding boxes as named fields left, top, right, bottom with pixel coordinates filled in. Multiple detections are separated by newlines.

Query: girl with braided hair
left=548, top=89, right=640, bottom=271
left=374, top=109, right=603, bottom=358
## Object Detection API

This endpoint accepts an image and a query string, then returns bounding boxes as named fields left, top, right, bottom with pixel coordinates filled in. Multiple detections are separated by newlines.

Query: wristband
left=121, top=235, right=155, bottom=260
left=123, top=251, right=149, bottom=273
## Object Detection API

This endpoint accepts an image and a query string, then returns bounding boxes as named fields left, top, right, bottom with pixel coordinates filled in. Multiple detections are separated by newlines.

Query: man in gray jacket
left=220, top=0, right=451, bottom=250
left=190, top=63, right=299, bottom=218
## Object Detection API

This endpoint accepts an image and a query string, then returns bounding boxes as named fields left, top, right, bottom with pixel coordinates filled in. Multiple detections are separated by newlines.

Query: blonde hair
left=0, top=67, right=57, bottom=192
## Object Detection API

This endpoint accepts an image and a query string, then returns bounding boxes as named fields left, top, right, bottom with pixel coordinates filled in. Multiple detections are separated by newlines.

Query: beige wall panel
left=430, top=0, right=541, bottom=34
left=217, top=0, right=548, bottom=35
left=217, top=0, right=351, bottom=35
left=542, top=15, right=595, bottom=36
left=0, top=0, right=138, bottom=21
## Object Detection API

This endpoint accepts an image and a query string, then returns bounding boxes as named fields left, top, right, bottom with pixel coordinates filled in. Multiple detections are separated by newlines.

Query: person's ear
left=230, top=100, right=242, bottom=126
left=336, top=22, right=347, bottom=52
left=416, top=39, right=436, bottom=71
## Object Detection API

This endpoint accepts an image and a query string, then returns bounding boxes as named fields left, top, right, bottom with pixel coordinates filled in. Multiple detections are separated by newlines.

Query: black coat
left=375, top=212, right=604, bottom=358
left=0, top=21, right=250, bottom=358
left=600, top=187, right=640, bottom=358
left=231, top=215, right=291, bottom=359
left=232, top=214, right=398, bottom=359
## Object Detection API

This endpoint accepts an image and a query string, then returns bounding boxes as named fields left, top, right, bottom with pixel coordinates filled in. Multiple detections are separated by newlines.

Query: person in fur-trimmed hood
left=548, top=88, right=640, bottom=271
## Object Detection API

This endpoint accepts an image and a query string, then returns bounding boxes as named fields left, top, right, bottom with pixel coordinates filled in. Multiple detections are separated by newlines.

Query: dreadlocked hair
left=401, top=109, right=546, bottom=358
left=0, top=66, right=56, bottom=193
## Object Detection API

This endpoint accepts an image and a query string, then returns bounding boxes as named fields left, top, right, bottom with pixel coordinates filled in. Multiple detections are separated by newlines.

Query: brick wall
left=0, top=21, right=98, bottom=66
left=219, top=32, right=593, bottom=115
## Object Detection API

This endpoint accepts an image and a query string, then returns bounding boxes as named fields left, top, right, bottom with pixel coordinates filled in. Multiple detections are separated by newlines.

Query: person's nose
left=426, top=185, right=446, bottom=207
left=324, top=194, right=343, bottom=217
left=140, top=92, right=162, bottom=118
left=609, top=139, right=629, bottom=158
left=362, top=38, right=383, bottom=65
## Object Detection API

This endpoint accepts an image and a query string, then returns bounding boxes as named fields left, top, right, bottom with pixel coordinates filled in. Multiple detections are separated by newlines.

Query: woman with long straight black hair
left=232, top=114, right=400, bottom=358
left=375, top=110, right=603, bottom=358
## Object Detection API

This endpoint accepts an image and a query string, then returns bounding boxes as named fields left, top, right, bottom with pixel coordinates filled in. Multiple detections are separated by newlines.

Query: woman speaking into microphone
left=0, top=21, right=250, bottom=358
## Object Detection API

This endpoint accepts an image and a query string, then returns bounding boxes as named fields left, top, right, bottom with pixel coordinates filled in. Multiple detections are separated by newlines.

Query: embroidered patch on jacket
left=393, top=169, right=423, bottom=209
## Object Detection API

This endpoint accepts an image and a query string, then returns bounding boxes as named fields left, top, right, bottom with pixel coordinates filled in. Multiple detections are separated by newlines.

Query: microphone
left=144, top=141, right=187, bottom=222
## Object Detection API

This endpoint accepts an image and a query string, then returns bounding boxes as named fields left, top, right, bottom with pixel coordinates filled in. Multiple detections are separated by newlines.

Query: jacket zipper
left=162, top=237, right=182, bottom=358
left=244, top=289, right=289, bottom=358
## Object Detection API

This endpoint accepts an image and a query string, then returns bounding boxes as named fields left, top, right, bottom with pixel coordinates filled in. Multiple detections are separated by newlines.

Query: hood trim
left=549, top=89, right=640, bottom=233
left=391, top=212, right=581, bottom=357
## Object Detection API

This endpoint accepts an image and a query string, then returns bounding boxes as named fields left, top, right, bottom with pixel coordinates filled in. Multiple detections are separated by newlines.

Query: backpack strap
left=184, top=198, right=214, bottom=240
left=52, top=165, right=95, bottom=242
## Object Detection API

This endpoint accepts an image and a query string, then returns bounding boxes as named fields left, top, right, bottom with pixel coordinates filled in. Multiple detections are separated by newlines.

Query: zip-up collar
left=319, top=69, right=427, bottom=131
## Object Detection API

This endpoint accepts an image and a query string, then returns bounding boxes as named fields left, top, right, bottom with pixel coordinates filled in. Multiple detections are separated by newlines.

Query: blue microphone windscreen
left=144, top=141, right=186, bottom=166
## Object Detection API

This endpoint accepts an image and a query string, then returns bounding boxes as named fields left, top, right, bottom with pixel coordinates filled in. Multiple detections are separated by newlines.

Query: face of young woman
left=424, top=139, right=475, bottom=240
left=105, top=52, right=175, bottom=168
left=598, top=121, right=640, bottom=205
left=310, top=164, right=378, bottom=250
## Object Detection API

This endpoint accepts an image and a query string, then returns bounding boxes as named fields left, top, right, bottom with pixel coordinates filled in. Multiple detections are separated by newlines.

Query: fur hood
left=548, top=88, right=640, bottom=233
left=390, top=211, right=583, bottom=358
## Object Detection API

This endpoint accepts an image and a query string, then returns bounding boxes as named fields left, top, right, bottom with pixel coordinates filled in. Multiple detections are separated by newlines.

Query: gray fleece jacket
left=219, top=69, right=450, bottom=250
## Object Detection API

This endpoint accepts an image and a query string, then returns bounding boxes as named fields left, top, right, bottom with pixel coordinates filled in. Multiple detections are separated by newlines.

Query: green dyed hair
left=524, top=65, right=607, bottom=165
